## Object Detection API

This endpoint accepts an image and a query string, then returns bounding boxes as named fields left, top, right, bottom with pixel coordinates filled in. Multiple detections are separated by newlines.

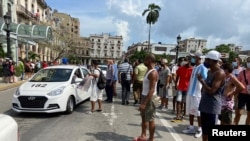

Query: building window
left=92, top=39, right=94, bottom=41
left=155, top=47, right=166, bottom=51
left=118, top=40, right=120, bottom=43
left=98, top=39, right=100, bottom=42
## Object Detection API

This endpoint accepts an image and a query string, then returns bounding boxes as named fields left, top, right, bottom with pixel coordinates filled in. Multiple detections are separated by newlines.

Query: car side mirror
left=74, top=77, right=83, bottom=83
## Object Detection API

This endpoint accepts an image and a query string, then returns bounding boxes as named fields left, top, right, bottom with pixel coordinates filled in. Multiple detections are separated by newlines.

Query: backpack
left=96, top=69, right=106, bottom=89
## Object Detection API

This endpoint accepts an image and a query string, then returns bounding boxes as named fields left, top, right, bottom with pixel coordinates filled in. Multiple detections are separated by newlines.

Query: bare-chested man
left=220, top=63, right=245, bottom=125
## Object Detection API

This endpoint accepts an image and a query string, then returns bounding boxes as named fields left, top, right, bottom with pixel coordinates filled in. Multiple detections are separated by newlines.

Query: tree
left=142, top=3, right=161, bottom=52
left=215, top=44, right=231, bottom=53
left=129, top=50, right=148, bottom=63
left=28, top=52, right=40, bottom=60
left=214, top=44, right=238, bottom=62
left=0, top=43, right=6, bottom=58
left=38, top=26, right=78, bottom=62
left=202, top=48, right=213, bottom=55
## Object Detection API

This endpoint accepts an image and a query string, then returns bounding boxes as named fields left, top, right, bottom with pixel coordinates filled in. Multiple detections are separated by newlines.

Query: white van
left=0, top=114, right=19, bottom=141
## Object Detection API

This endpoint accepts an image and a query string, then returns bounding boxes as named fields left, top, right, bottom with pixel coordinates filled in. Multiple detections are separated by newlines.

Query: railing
left=16, top=4, right=33, bottom=19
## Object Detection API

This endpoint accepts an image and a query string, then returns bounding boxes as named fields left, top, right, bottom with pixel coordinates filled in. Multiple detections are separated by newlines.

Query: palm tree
left=142, top=3, right=161, bottom=52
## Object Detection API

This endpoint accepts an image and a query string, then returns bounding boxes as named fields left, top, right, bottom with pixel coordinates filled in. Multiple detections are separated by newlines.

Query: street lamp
left=4, top=14, right=12, bottom=59
left=175, top=34, right=181, bottom=64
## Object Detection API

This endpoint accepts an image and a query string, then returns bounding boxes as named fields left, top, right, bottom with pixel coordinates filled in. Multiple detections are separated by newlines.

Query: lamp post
left=4, top=14, right=12, bottom=59
left=175, top=34, right=181, bottom=64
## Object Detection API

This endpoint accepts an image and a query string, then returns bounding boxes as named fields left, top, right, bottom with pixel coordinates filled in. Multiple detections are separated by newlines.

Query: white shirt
left=142, top=69, right=157, bottom=96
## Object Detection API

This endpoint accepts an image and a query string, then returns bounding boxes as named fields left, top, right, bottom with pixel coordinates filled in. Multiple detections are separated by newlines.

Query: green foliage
left=129, top=50, right=148, bottom=62
left=142, top=3, right=161, bottom=52
left=142, top=3, right=161, bottom=25
left=215, top=44, right=231, bottom=53
left=28, top=52, right=40, bottom=60
left=203, top=44, right=239, bottom=62
left=14, top=65, right=22, bottom=77
left=0, top=43, right=7, bottom=58
left=229, top=51, right=238, bottom=63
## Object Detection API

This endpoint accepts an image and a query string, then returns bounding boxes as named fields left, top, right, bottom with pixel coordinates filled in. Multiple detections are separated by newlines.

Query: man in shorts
left=220, top=63, right=245, bottom=125
left=158, top=59, right=171, bottom=111
left=171, top=57, right=184, bottom=114
left=172, top=57, right=193, bottom=122
left=133, top=54, right=158, bottom=141
left=182, top=51, right=207, bottom=138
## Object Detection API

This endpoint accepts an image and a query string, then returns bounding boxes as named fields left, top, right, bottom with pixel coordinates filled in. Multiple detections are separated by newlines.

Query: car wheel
left=65, top=96, right=75, bottom=114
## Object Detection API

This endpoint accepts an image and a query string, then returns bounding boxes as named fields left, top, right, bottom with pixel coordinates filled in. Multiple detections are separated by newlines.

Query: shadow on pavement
left=86, top=132, right=134, bottom=141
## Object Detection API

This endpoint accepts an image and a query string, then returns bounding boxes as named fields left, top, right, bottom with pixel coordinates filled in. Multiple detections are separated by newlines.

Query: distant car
left=12, top=65, right=92, bottom=114
left=98, top=65, right=107, bottom=77
left=0, top=114, right=18, bottom=141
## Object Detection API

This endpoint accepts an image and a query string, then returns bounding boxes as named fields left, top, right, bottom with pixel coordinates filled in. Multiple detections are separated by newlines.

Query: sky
left=46, top=0, right=250, bottom=51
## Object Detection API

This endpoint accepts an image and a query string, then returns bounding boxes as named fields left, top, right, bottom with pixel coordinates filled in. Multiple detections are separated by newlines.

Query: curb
left=0, top=81, right=26, bottom=91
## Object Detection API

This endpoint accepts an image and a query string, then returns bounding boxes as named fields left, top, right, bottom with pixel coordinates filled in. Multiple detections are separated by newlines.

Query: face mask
left=191, top=58, right=196, bottom=64
left=247, top=63, right=250, bottom=68
left=181, top=61, right=188, bottom=66
left=204, top=62, right=210, bottom=68
left=232, top=62, right=237, bottom=67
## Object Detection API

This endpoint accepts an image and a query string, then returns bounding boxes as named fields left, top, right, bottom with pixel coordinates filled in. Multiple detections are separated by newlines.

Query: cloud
left=114, top=20, right=130, bottom=46
left=47, top=0, right=250, bottom=51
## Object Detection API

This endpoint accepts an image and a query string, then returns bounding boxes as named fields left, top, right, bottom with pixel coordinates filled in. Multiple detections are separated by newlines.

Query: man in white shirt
left=133, top=54, right=158, bottom=141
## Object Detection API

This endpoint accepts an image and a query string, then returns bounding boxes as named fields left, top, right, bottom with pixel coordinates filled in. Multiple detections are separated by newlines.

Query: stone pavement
left=0, top=77, right=26, bottom=91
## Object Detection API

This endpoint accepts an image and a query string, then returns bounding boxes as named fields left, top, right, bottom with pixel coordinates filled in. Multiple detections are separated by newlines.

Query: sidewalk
left=0, top=77, right=26, bottom=91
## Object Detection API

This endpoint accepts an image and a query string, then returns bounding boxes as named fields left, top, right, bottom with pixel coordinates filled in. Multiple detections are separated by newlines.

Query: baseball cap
left=161, top=59, right=168, bottom=64
left=205, top=50, right=221, bottom=61
left=190, top=51, right=203, bottom=58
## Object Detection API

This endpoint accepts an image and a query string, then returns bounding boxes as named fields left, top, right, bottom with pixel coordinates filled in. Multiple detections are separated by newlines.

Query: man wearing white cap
left=183, top=51, right=208, bottom=138
left=158, top=58, right=171, bottom=111
left=197, top=50, right=226, bottom=141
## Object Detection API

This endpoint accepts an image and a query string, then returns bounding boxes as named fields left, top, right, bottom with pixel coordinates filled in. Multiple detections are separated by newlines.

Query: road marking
left=102, top=101, right=117, bottom=126
left=156, top=112, right=183, bottom=141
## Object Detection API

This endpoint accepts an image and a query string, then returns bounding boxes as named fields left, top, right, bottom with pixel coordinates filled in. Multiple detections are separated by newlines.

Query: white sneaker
left=194, top=130, right=202, bottom=138
left=183, top=127, right=195, bottom=134
left=160, top=106, right=167, bottom=111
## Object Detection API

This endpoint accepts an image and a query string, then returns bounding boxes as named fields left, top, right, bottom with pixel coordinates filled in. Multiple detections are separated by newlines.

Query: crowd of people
left=0, top=57, right=56, bottom=83
left=85, top=51, right=250, bottom=141
left=1, top=52, right=249, bottom=141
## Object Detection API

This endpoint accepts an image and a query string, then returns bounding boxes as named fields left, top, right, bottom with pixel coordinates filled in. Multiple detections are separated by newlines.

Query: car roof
left=44, top=65, right=87, bottom=70
left=98, top=65, right=107, bottom=67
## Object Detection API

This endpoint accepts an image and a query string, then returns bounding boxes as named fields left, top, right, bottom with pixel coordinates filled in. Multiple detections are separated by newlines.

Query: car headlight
left=47, top=86, right=66, bottom=96
left=14, top=88, right=20, bottom=96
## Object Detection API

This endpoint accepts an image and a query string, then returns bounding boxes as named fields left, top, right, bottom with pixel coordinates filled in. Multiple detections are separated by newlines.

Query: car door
left=72, top=68, right=85, bottom=103
left=80, top=67, right=92, bottom=99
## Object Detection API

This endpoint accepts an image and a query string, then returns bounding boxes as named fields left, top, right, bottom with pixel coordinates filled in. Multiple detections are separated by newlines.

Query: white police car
left=12, top=65, right=92, bottom=114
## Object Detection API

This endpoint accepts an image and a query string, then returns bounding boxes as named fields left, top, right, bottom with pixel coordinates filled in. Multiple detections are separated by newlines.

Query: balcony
left=16, top=4, right=33, bottom=19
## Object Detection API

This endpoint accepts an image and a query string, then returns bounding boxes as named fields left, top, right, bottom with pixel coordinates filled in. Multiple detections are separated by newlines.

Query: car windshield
left=29, top=68, right=73, bottom=82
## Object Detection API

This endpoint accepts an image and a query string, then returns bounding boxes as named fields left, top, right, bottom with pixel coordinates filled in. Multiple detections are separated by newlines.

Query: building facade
left=15, top=0, right=55, bottom=61
left=150, top=42, right=176, bottom=56
left=179, top=38, right=207, bottom=52
left=126, top=41, right=150, bottom=58
left=89, top=33, right=123, bottom=64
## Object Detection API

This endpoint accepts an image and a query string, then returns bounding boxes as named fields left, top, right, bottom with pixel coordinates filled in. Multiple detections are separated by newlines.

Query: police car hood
left=19, top=82, right=67, bottom=92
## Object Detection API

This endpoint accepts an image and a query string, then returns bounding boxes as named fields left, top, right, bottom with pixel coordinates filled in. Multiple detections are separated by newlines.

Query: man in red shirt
left=172, top=57, right=193, bottom=122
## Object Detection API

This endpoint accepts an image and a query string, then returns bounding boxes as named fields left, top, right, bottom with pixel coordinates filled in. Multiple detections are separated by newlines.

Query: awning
left=0, top=18, right=53, bottom=45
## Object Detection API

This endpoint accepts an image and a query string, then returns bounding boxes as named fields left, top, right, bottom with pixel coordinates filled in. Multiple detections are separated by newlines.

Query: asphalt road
left=0, top=84, right=247, bottom=141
